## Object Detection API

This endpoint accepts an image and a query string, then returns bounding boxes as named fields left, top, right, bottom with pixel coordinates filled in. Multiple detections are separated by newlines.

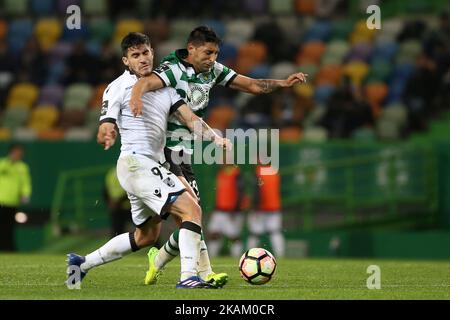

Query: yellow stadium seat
left=114, top=19, right=144, bottom=45
left=0, top=127, right=12, bottom=140
left=6, top=83, right=39, bottom=109
left=35, top=18, right=62, bottom=52
left=343, top=62, right=369, bottom=86
left=28, top=105, right=60, bottom=132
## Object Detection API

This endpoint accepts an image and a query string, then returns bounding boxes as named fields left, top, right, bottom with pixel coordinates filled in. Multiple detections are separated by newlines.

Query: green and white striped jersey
left=152, top=49, right=237, bottom=153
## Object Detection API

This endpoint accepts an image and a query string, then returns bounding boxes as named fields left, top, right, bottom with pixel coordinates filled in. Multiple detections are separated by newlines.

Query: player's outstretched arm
left=228, top=72, right=308, bottom=94
left=97, top=122, right=117, bottom=150
left=173, top=104, right=232, bottom=151
left=129, top=73, right=165, bottom=117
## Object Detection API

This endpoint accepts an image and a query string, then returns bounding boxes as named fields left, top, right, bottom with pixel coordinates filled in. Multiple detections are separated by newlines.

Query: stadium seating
left=3, top=0, right=28, bottom=16
left=28, top=105, right=60, bottom=132
left=6, top=83, right=39, bottom=109
left=31, top=0, right=55, bottom=16
left=35, top=18, right=62, bottom=51
left=0, top=1, right=448, bottom=143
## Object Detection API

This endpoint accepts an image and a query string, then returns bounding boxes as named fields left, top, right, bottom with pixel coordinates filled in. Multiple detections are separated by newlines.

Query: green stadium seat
left=269, top=0, right=293, bottom=15
left=65, top=128, right=94, bottom=141
left=1, top=107, right=30, bottom=129
left=302, top=126, right=328, bottom=142
left=169, top=19, right=199, bottom=42
left=82, top=0, right=108, bottom=16
left=270, top=62, right=298, bottom=79
left=297, top=64, right=318, bottom=82
left=63, top=83, right=93, bottom=110
left=88, top=18, right=114, bottom=42
left=224, top=20, right=254, bottom=47
left=13, top=127, right=37, bottom=141
left=3, top=0, right=28, bottom=16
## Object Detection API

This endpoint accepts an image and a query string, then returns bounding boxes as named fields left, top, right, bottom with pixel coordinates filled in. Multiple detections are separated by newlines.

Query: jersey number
left=151, top=167, right=163, bottom=180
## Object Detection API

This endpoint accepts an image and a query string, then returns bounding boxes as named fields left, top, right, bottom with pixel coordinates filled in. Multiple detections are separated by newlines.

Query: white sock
left=178, top=222, right=201, bottom=281
left=81, top=233, right=135, bottom=272
left=247, top=235, right=260, bottom=250
left=198, top=240, right=213, bottom=279
left=155, top=231, right=179, bottom=270
left=270, top=232, right=285, bottom=257
left=230, top=240, right=243, bottom=257
left=207, top=238, right=223, bottom=257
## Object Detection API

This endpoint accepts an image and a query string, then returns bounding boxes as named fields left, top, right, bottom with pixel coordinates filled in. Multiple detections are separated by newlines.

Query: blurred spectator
left=97, top=41, right=122, bottom=83
left=404, top=53, right=440, bottom=132
left=272, top=87, right=313, bottom=128
left=0, top=42, right=16, bottom=108
left=0, top=144, right=32, bottom=251
left=63, top=41, right=99, bottom=85
left=207, top=164, right=247, bottom=257
left=319, top=76, right=374, bottom=138
left=104, top=166, right=130, bottom=237
left=239, top=94, right=274, bottom=129
left=247, top=163, right=285, bottom=258
left=17, top=37, right=48, bottom=85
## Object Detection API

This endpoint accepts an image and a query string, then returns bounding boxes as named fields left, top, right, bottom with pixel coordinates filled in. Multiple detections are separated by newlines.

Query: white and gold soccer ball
left=239, top=248, right=277, bottom=285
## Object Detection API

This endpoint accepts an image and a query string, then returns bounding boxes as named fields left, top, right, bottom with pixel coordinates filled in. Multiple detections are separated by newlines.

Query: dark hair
left=187, top=26, right=221, bottom=47
left=121, top=32, right=151, bottom=57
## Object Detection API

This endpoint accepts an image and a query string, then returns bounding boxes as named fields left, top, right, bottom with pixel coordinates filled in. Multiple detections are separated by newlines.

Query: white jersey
left=100, top=70, right=185, bottom=162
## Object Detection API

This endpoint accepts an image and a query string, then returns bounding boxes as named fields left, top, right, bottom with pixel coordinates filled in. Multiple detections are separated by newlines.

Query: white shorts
left=208, top=211, right=244, bottom=239
left=116, top=153, right=186, bottom=226
left=247, top=211, right=282, bottom=235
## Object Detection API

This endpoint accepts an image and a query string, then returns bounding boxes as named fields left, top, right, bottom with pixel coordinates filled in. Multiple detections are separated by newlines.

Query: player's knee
left=134, top=229, right=157, bottom=248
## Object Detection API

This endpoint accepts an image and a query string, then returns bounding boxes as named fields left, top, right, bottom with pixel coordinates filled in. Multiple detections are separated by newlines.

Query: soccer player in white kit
left=66, top=32, right=231, bottom=289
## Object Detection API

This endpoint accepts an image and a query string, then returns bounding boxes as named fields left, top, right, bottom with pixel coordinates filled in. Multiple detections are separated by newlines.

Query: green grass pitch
left=0, top=253, right=449, bottom=299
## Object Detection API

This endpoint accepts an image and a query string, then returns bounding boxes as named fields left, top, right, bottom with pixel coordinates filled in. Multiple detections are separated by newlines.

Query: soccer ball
left=239, top=248, right=277, bottom=285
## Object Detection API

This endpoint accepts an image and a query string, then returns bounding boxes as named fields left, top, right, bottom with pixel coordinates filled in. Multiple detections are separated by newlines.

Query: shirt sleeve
left=20, top=163, right=32, bottom=199
left=168, top=87, right=186, bottom=115
left=99, top=81, right=123, bottom=124
left=152, top=62, right=178, bottom=88
left=214, top=62, right=237, bottom=87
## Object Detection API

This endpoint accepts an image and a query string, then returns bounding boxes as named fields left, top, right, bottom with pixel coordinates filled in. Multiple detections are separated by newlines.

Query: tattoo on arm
left=255, top=79, right=279, bottom=93
left=174, top=109, right=217, bottom=141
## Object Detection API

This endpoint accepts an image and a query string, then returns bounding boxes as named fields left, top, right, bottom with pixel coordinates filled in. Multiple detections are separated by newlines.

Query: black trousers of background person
left=0, top=206, right=16, bottom=251
left=110, top=207, right=130, bottom=237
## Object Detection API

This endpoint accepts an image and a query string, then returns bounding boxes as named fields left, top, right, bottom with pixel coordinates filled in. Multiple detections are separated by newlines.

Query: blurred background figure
left=247, top=163, right=285, bottom=258
left=104, top=166, right=130, bottom=237
left=207, top=163, right=247, bottom=257
left=0, top=143, right=31, bottom=251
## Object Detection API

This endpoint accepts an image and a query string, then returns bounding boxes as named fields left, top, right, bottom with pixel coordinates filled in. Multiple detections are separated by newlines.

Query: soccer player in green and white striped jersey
left=129, top=26, right=308, bottom=288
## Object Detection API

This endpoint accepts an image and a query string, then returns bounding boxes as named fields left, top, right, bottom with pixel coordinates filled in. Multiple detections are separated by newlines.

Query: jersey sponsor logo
left=153, top=188, right=162, bottom=198
left=154, top=63, right=170, bottom=74
left=163, top=177, right=176, bottom=188
left=101, top=101, right=108, bottom=116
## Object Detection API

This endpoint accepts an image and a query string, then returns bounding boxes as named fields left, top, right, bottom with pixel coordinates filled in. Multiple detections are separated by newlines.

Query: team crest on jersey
left=188, top=85, right=207, bottom=106
left=163, top=177, right=176, bottom=188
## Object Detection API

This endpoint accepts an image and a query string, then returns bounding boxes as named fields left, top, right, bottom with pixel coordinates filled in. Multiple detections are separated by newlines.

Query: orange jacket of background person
left=215, top=165, right=245, bottom=212
left=254, top=165, right=281, bottom=212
